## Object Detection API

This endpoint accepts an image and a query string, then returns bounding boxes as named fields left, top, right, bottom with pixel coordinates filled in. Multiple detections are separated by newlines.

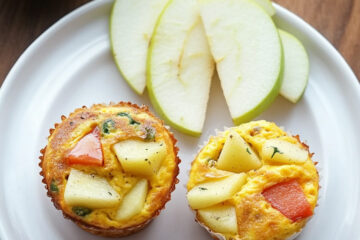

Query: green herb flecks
left=117, top=112, right=140, bottom=125
left=246, top=148, right=251, bottom=155
left=102, top=119, right=115, bottom=134
left=198, top=187, right=208, bottom=191
left=50, top=180, right=59, bottom=193
left=207, top=159, right=216, bottom=167
left=271, top=146, right=283, bottom=158
left=72, top=206, right=92, bottom=217
left=145, top=127, right=156, bottom=141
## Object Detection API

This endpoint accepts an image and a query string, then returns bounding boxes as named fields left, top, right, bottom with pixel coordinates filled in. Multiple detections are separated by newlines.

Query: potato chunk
left=262, top=139, right=308, bottom=164
left=187, top=173, right=246, bottom=209
left=198, top=205, right=238, bottom=235
left=113, top=140, right=167, bottom=177
left=217, top=130, right=262, bottom=173
left=116, top=179, right=148, bottom=221
left=64, top=169, right=120, bottom=208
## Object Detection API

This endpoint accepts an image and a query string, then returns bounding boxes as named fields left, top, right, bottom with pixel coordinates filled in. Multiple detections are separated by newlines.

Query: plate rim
left=0, top=0, right=359, bottom=239
left=0, top=1, right=359, bottom=97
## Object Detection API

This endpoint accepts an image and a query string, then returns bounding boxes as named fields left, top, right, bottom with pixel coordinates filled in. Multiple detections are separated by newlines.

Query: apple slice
left=147, top=0, right=215, bottom=136
left=199, top=0, right=282, bottom=125
left=113, top=140, right=167, bottom=177
left=252, top=0, right=275, bottom=16
left=278, top=29, right=310, bottom=103
left=110, top=0, right=170, bottom=94
left=262, top=139, right=309, bottom=164
left=64, top=169, right=121, bottom=209
left=217, top=130, right=262, bottom=173
left=198, top=205, right=238, bottom=235
left=116, top=179, right=148, bottom=221
left=187, top=173, right=247, bottom=209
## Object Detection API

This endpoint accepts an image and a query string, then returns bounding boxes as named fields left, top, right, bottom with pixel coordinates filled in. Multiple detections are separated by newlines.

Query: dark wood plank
left=338, top=0, right=360, bottom=78
left=0, top=0, right=91, bottom=84
left=0, top=0, right=359, bottom=86
left=274, top=0, right=360, bottom=80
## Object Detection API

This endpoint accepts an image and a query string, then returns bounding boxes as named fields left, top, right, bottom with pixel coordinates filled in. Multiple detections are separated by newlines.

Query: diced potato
left=116, top=179, right=148, bottom=221
left=113, top=140, right=167, bottom=177
left=217, top=130, right=262, bottom=173
left=262, top=139, right=308, bottom=164
left=187, top=173, right=246, bottom=209
left=64, top=169, right=120, bottom=208
left=198, top=205, right=238, bottom=235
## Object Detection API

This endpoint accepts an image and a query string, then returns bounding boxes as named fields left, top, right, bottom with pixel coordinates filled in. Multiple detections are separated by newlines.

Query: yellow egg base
left=41, top=103, right=179, bottom=231
left=188, top=120, right=319, bottom=240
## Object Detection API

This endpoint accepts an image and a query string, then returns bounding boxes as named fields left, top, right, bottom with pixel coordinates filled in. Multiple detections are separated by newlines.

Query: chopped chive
left=72, top=206, right=92, bottom=217
left=50, top=180, right=59, bottom=193
left=206, top=159, right=216, bottom=167
left=102, top=119, right=115, bottom=134
left=271, top=146, right=283, bottom=158
left=246, top=148, right=251, bottom=154
left=117, top=112, right=140, bottom=125
left=145, top=127, right=156, bottom=141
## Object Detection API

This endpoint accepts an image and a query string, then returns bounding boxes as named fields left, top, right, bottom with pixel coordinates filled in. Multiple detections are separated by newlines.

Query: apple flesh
left=64, top=169, right=121, bottom=208
left=278, top=29, right=310, bottom=103
left=198, top=205, right=238, bottom=235
left=147, top=0, right=215, bottom=136
left=187, top=173, right=247, bottom=209
left=252, top=0, right=275, bottom=16
left=217, top=130, right=262, bottom=173
left=113, top=140, right=167, bottom=177
left=110, top=0, right=170, bottom=94
left=199, top=0, right=282, bottom=125
left=116, top=179, right=148, bottom=221
left=262, top=139, right=308, bottom=164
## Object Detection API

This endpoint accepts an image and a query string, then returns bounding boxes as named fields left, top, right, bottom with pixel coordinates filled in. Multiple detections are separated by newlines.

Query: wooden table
left=0, top=0, right=359, bottom=86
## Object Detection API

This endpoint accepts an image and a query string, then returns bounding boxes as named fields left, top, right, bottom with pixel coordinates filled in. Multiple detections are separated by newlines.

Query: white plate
left=0, top=0, right=359, bottom=239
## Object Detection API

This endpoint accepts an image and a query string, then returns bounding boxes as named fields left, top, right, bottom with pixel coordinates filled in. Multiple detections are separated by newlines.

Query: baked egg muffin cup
left=39, top=102, right=180, bottom=237
left=187, top=120, right=319, bottom=240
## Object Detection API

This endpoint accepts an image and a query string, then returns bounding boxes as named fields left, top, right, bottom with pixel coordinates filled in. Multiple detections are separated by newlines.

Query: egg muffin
left=187, top=120, right=319, bottom=240
left=40, top=102, right=180, bottom=237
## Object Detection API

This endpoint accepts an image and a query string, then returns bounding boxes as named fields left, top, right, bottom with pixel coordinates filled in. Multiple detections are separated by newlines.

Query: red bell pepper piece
left=262, top=180, right=313, bottom=222
left=66, top=126, right=103, bottom=166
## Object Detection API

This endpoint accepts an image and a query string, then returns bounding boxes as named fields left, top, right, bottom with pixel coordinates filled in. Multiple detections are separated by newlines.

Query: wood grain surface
left=0, top=0, right=359, bottom=86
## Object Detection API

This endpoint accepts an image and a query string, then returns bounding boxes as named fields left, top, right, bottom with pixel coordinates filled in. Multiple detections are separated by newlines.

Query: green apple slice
left=217, top=130, right=262, bottom=173
left=147, top=0, right=215, bottom=136
left=262, top=139, right=308, bottom=164
left=116, top=179, right=148, bottom=221
left=110, top=0, right=170, bottom=94
left=199, top=0, right=283, bottom=125
left=198, top=205, right=238, bottom=235
left=278, top=29, right=310, bottom=103
left=113, top=140, right=167, bottom=177
left=187, top=173, right=247, bottom=209
left=64, top=169, right=121, bottom=209
left=252, top=0, right=276, bottom=16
